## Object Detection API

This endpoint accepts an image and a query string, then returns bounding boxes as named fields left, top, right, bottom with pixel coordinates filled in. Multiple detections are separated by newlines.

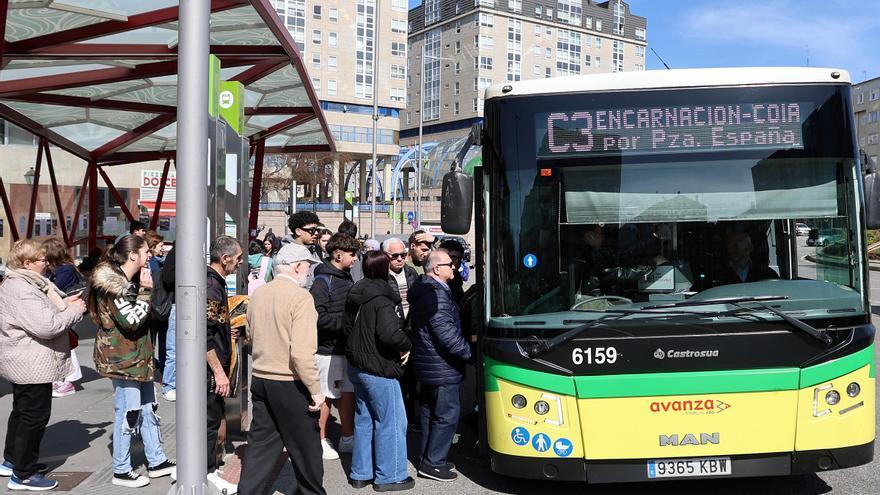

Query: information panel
left=536, top=102, right=811, bottom=158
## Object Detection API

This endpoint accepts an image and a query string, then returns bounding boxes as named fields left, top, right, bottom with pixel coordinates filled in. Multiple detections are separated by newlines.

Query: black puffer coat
left=408, top=275, right=472, bottom=385
left=344, top=278, right=411, bottom=378
left=310, top=261, right=354, bottom=355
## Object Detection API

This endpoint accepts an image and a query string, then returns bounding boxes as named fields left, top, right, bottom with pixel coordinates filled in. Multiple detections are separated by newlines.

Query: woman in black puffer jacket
left=344, top=251, right=414, bottom=492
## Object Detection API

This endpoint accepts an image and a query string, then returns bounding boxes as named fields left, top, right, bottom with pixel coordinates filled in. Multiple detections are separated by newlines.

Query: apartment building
left=854, top=76, right=880, bottom=167
left=402, top=0, right=647, bottom=144
left=271, top=0, right=409, bottom=196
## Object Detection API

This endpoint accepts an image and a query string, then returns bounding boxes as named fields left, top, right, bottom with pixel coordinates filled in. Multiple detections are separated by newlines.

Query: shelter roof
left=0, top=0, right=335, bottom=164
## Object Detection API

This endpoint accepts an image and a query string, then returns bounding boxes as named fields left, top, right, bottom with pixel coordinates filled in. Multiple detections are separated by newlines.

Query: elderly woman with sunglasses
left=0, top=240, right=87, bottom=491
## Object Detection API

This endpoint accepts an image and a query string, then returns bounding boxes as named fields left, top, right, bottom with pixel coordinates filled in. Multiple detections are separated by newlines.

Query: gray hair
left=423, top=248, right=449, bottom=272
left=381, top=237, right=406, bottom=252
left=209, top=235, right=241, bottom=263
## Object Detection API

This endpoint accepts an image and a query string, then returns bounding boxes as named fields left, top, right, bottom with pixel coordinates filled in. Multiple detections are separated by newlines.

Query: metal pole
left=370, top=0, right=380, bottom=239
left=417, top=42, right=425, bottom=230
left=173, top=0, right=209, bottom=492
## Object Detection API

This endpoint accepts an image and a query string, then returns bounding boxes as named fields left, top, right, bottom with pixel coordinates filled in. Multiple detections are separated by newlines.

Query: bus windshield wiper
left=726, top=302, right=833, bottom=345
left=640, top=295, right=788, bottom=310
left=526, top=308, right=700, bottom=358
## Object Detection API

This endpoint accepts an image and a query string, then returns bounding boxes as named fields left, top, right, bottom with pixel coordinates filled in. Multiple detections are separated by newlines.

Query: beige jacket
left=246, top=275, right=321, bottom=395
left=0, top=276, right=81, bottom=384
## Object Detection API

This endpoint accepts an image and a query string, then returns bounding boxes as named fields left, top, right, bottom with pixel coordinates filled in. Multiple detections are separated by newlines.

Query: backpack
left=248, top=255, right=270, bottom=296
left=150, top=269, right=173, bottom=322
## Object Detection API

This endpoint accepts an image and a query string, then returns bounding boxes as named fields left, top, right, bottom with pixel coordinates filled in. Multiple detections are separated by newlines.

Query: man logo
left=654, top=348, right=666, bottom=359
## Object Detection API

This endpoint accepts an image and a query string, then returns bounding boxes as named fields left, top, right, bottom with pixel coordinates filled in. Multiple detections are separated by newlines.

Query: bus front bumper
left=489, top=441, right=874, bottom=483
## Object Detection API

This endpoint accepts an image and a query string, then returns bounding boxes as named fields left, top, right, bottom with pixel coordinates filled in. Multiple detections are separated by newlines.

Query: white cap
left=275, top=243, right=319, bottom=266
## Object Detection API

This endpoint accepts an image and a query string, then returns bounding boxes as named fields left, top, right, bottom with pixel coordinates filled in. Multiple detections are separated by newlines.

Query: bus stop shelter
left=0, top=0, right=335, bottom=249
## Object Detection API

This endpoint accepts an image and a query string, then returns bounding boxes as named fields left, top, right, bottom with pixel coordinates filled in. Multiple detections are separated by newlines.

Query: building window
left=546, top=27, right=552, bottom=37
left=455, top=0, right=461, bottom=14
left=356, top=0, right=376, bottom=99
left=595, top=55, right=601, bottom=68
left=634, top=63, right=645, bottom=71
left=473, top=56, right=479, bottom=70
left=546, top=7, right=553, bottom=18
left=473, top=77, right=479, bottom=91
left=391, top=42, right=406, bottom=56
left=860, top=114, right=868, bottom=125
left=454, top=102, right=460, bottom=115
left=281, top=0, right=306, bottom=51
left=870, top=111, right=879, bottom=123
left=422, top=28, right=441, bottom=121
left=329, top=7, right=338, bottom=21
left=545, top=67, right=551, bottom=78
left=868, top=134, right=880, bottom=145
left=584, top=34, right=591, bottom=47
left=390, top=87, right=406, bottom=103
left=535, top=5, right=542, bottom=16
left=312, top=77, right=321, bottom=92
left=507, top=18, right=522, bottom=82
left=557, top=0, right=582, bottom=26
left=392, top=19, right=407, bottom=34
left=636, top=45, right=645, bottom=58
left=534, top=25, right=541, bottom=37
left=313, top=5, right=321, bottom=19
left=534, top=65, right=541, bottom=75
left=312, top=53, right=321, bottom=67
left=871, top=90, right=880, bottom=101
left=391, top=64, right=406, bottom=79
left=545, top=47, right=551, bottom=58
left=556, top=28, right=581, bottom=76
left=328, top=55, right=337, bottom=69
left=425, top=0, right=441, bottom=25
left=478, top=0, right=494, bottom=6
left=327, top=79, right=337, bottom=96
left=479, top=12, right=494, bottom=27
left=479, top=77, right=492, bottom=91
left=584, top=16, right=592, bottom=29
left=613, top=0, right=625, bottom=35
left=596, top=19, right=602, bottom=31
left=312, top=29, right=321, bottom=43
left=584, top=54, right=591, bottom=67
left=857, top=93, right=864, bottom=104
left=454, top=61, right=461, bottom=74
left=533, top=45, right=541, bottom=56
left=612, top=39, right=624, bottom=72
left=392, top=0, right=406, bottom=12
left=406, top=112, right=412, bottom=124
left=478, top=35, right=494, bottom=49
left=480, top=56, right=493, bottom=69
left=328, top=32, right=337, bottom=47
left=508, top=0, right=522, bottom=13
left=635, top=27, right=646, bottom=40
left=455, top=40, right=461, bottom=53
left=454, top=81, right=460, bottom=95
left=595, top=36, right=602, bottom=48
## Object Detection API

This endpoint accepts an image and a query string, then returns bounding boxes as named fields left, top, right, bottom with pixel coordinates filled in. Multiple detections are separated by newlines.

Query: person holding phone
left=240, top=243, right=325, bottom=495
left=43, top=238, right=87, bottom=398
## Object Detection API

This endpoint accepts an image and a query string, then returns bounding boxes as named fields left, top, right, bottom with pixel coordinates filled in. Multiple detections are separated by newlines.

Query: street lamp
left=24, top=167, right=35, bottom=185
left=416, top=44, right=455, bottom=230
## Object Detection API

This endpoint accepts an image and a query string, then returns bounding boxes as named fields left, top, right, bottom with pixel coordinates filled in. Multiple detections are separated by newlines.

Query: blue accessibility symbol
left=511, top=427, right=530, bottom=446
left=532, top=433, right=551, bottom=453
left=553, top=438, right=573, bottom=457
left=523, top=253, right=538, bottom=269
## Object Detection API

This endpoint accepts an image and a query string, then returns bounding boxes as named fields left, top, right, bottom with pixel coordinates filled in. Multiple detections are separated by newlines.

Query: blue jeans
left=161, top=304, right=176, bottom=393
left=419, top=383, right=461, bottom=468
left=347, top=365, right=408, bottom=485
left=111, top=380, right=167, bottom=474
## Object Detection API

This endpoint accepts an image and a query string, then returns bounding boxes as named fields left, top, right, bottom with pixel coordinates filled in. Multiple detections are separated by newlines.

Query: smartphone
left=65, top=287, right=86, bottom=298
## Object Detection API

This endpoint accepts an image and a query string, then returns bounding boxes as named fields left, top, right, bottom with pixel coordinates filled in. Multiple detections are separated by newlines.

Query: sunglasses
left=434, top=262, right=455, bottom=268
left=298, top=227, right=319, bottom=234
left=389, top=252, right=407, bottom=260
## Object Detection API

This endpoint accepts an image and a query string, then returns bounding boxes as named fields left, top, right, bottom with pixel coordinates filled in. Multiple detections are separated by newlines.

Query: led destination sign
left=536, top=102, right=810, bottom=157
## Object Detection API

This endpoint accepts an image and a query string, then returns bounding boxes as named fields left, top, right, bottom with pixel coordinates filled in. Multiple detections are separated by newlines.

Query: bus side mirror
left=441, top=171, right=474, bottom=234
left=865, top=172, right=880, bottom=229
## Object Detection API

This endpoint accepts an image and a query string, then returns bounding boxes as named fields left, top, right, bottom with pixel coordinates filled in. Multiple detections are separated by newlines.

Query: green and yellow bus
left=442, top=67, right=875, bottom=483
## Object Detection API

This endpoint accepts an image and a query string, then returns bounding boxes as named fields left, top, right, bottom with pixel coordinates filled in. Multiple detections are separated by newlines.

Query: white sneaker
left=207, top=471, right=237, bottom=494
left=113, top=470, right=150, bottom=488
left=162, top=390, right=176, bottom=402
left=337, top=435, right=354, bottom=454
left=321, top=438, right=339, bottom=460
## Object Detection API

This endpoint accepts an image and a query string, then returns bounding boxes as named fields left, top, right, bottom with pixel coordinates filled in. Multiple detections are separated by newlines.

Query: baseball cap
left=275, top=243, right=319, bottom=266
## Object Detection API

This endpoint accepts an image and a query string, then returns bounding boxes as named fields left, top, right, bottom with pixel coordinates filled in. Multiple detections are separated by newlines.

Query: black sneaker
left=445, top=462, right=456, bottom=472
left=417, top=464, right=457, bottom=482
left=349, top=477, right=373, bottom=489
left=147, top=459, right=176, bottom=479
left=113, top=470, right=150, bottom=488
left=373, top=476, right=415, bottom=492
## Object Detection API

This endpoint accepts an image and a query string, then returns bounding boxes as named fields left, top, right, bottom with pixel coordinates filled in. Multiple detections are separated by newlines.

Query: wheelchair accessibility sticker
left=553, top=438, right=573, bottom=457
left=532, top=433, right=551, bottom=453
left=511, top=427, right=530, bottom=446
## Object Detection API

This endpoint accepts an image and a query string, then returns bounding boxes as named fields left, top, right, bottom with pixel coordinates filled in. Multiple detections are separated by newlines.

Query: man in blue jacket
left=408, top=249, right=472, bottom=482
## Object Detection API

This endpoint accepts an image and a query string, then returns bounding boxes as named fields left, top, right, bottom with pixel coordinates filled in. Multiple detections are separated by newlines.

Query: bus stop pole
left=172, top=0, right=210, bottom=492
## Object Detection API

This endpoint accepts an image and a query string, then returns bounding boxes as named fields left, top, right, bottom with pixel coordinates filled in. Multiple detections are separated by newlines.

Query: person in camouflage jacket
left=87, top=236, right=175, bottom=487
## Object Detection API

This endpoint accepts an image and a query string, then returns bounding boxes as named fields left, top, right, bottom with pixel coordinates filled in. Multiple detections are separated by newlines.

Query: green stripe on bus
left=484, top=357, right=576, bottom=396
left=799, top=345, right=875, bottom=388
left=574, top=368, right=800, bottom=399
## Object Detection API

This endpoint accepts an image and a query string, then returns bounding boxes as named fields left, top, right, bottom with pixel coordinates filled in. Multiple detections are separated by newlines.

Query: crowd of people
left=0, top=213, right=474, bottom=493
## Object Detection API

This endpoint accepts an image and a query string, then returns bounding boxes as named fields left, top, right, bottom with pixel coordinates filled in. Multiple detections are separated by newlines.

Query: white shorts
left=315, top=354, right=354, bottom=399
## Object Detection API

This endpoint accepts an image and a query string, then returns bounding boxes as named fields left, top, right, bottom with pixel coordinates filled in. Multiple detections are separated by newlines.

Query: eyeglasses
left=389, top=252, right=407, bottom=260
left=298, top=227, right=319, bottom=234
left=434, top=262, right=454, bottom=268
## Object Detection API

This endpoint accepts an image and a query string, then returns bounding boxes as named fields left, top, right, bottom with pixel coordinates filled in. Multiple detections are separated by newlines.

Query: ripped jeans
left=111, top=379, right=168, bottom=474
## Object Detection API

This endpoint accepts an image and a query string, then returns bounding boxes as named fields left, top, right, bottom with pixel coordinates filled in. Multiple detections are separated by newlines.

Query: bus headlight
left=511, top=394, right=527, bottom=409
left=534, top=400, right=550, bottom=415
left=825, top=390, right=840, bottom=406
left=846, top=382, right=861, bottom=398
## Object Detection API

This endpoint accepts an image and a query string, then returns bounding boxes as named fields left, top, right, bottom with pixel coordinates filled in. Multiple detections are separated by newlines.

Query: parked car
left=795, top=223, right=811, bottom=236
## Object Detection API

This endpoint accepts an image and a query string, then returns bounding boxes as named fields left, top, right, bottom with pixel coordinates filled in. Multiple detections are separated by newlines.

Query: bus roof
left=484, top=67, right=851, bottom=100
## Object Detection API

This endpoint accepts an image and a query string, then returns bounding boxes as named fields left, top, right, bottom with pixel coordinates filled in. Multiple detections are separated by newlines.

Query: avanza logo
left=650, top=399, right=731, bottom=415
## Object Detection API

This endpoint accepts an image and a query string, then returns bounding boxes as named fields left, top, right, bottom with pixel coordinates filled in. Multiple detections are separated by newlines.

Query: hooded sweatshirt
left=90, top=262, right=154, bottom=381
left=344, top=278, right=411, bottom=378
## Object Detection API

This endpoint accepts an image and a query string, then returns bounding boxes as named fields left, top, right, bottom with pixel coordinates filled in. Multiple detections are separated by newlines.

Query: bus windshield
left=486, top=84, right=866, bottom=322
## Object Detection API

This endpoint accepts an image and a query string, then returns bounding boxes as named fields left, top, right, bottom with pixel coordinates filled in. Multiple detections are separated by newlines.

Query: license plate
left=647, top=457, right=732, bottom=478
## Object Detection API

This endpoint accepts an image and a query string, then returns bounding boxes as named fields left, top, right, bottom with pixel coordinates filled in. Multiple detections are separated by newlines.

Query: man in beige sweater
left=240, top=243, right=326, bottom=495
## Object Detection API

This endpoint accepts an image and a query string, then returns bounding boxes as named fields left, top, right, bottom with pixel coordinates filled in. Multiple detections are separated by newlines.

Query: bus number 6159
left=571, top=347, right=618, bottom=365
